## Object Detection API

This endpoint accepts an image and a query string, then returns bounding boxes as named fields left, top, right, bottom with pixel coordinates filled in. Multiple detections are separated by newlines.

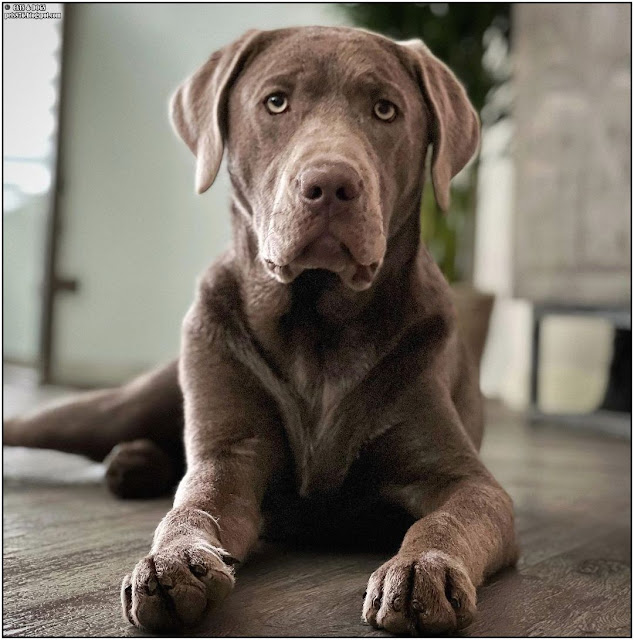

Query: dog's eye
left=373, top=100, right=397, bottom=122
left=265, top=93, right=289, bottom=114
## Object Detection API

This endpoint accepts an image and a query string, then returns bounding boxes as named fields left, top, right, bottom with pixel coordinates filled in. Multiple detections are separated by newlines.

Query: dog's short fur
left=4, top=26, right=518, bottom=635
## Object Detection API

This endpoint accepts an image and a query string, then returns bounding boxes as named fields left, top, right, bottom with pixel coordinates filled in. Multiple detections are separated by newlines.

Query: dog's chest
left=235, top=299, right=395, bottom=496
left=290, top=348, right=359, bottom=419
left=286, top=321, right=374, bottom=414
left=273, top=329, right=379, bottom=495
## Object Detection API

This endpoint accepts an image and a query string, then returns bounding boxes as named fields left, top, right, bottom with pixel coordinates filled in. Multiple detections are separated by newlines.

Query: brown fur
left=4, top=26, right=518, bottom=635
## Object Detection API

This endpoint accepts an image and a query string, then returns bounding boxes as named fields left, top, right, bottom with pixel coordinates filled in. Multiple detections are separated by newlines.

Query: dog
left=4, top=26, right=518, bottom=635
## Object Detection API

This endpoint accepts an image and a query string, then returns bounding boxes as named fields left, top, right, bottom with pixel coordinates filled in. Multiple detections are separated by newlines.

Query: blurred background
left=3, top=3, right=631, bottom=434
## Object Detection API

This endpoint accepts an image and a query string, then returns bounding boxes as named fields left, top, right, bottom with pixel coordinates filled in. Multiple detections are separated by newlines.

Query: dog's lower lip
left=264, top=254, right=381, bottom=289
left=263, top=258, right=297, bottom=284
left=351, top=264, right=377, bottom=287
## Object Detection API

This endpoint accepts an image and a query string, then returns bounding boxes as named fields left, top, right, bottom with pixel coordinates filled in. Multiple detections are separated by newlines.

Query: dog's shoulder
left=182, top=251, right=244, bottom=337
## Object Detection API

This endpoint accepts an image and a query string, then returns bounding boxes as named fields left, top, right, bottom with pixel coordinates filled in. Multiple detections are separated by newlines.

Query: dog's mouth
left=264, top=234, right=381, bottom=292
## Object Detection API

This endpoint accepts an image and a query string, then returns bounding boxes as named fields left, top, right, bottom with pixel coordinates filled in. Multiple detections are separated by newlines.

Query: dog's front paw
left=121, top=541, right=236, bottom=632
left=363, top=550, right=476, bottom=635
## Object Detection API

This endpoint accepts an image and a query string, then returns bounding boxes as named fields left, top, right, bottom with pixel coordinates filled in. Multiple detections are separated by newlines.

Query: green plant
left=337, top=3, right=511, bottom=282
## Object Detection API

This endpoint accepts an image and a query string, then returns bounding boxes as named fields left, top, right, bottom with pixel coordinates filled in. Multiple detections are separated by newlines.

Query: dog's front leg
left=363, top=403, right=518, bottom=635
left=122, top=306, right=285, bottom=633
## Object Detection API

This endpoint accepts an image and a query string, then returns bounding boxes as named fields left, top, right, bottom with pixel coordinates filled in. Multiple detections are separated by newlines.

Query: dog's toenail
left=190, top=563, right=207, bottom=577
left=449, top=596, right=460, bottom=610
left=362, top=590, right=367, bottom=599
left=159, top=576, right=173, bottom=589
left=372, top=596, right=381, bottom=609
left=220, top=553, right=239, bottom=567
left=391, top=596, right=402, bottom=611
left=146, top=577, right=158, bottom=594
left=411, top=599, right=424, bottom=613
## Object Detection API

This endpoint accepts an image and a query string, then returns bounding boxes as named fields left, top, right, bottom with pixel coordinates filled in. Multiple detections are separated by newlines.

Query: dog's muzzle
left=263, top=160, right=386, bottom=291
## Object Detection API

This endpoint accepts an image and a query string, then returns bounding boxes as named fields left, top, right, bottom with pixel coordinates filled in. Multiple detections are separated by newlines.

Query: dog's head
left=171, top=27, right=479, bottom=291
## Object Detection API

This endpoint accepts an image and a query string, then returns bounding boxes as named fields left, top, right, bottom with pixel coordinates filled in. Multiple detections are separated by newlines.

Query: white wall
left=53, top=4, right=347, bottom=385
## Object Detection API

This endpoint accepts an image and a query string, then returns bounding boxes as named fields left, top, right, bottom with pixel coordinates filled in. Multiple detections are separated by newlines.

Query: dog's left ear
left=170, top=30, right=263, bottom=194
left=400, top=40, right=480, bottom=212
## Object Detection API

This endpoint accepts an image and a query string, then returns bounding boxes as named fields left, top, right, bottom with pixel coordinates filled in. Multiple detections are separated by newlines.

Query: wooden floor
left=3, top=375, right=631, bottom=637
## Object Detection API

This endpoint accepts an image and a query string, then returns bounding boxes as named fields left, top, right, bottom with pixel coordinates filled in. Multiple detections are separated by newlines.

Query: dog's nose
left=299, top=164, right=362, bottom=212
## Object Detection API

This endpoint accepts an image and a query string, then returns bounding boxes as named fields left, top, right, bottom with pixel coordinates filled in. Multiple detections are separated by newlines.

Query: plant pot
left=450, top=284, right=495, bottom=368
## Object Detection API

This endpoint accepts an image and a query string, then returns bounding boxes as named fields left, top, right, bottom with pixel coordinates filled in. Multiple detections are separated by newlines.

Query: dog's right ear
left=170, top=30, right=263, bottom=194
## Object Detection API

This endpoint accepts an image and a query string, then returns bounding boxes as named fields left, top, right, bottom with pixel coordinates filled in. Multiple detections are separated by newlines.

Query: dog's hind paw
left=105, top=439, right=179, bottom=499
